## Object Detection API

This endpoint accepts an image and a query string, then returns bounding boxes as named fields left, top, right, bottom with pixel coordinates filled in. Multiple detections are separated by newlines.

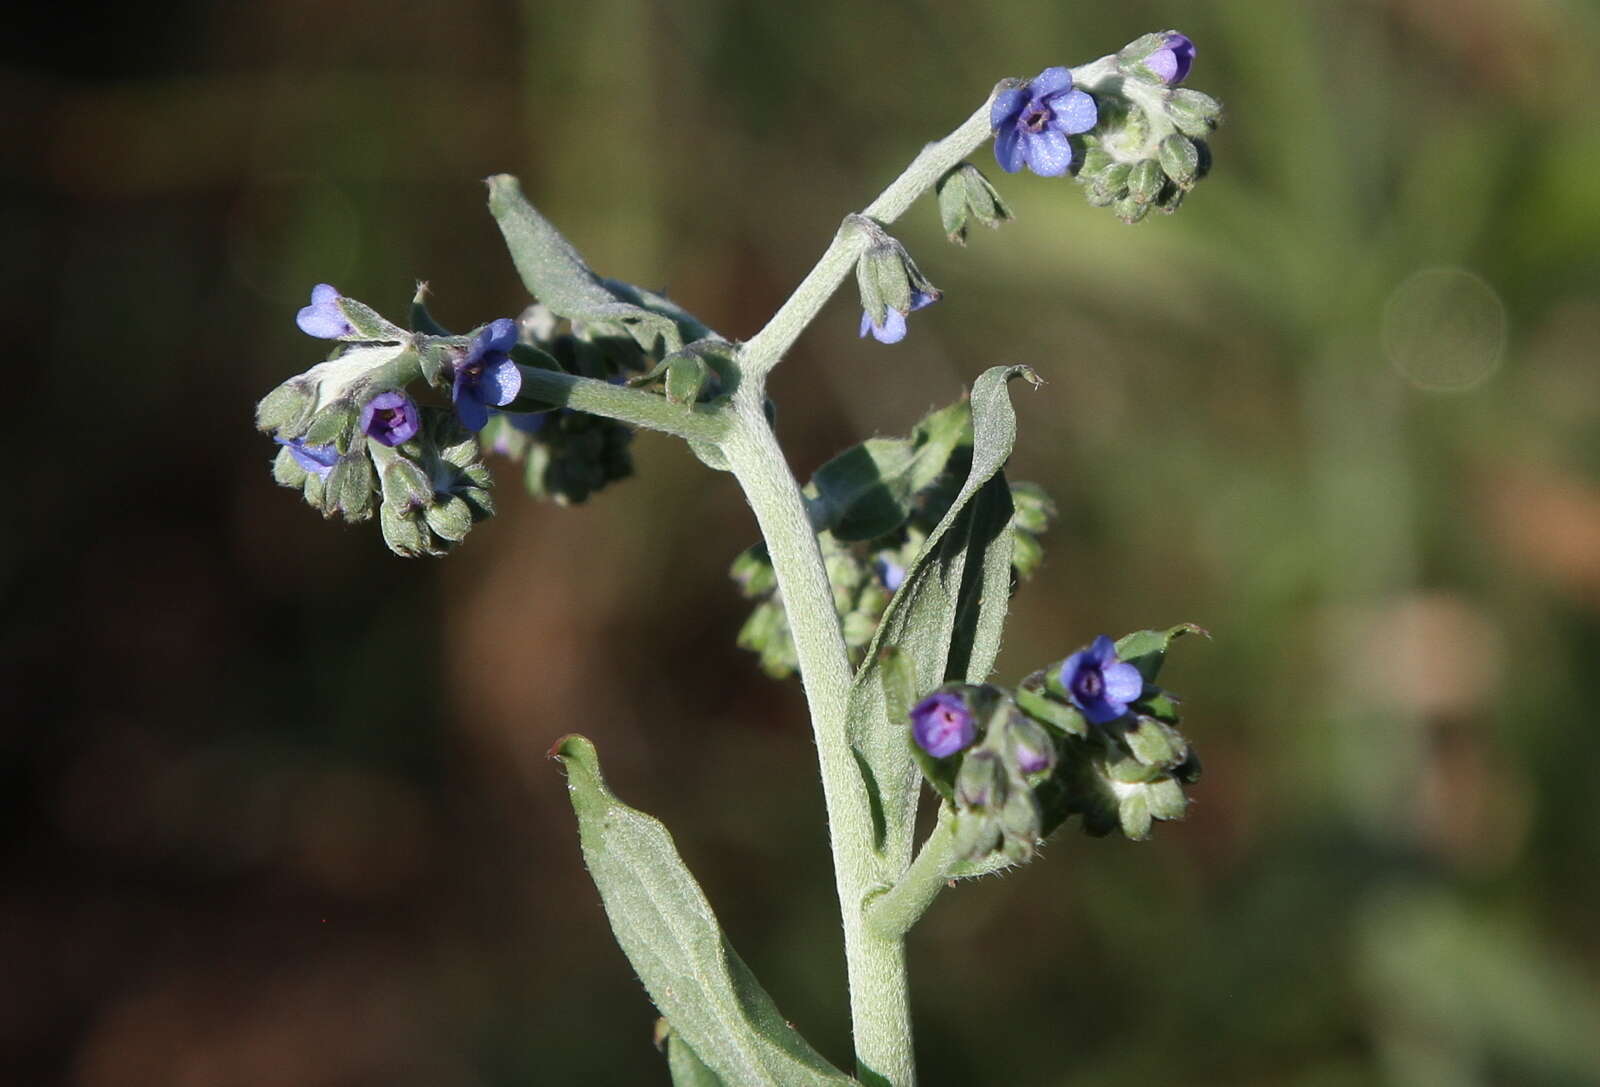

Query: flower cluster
left=909, top=626, right=1205, bottom=854
left=983, top=33, right=1222, bottom=224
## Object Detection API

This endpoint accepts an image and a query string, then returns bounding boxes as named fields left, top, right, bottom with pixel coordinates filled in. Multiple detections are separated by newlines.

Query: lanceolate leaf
left=846, top=366, right=1039, bottom=864
left=551, top=735, right=856, bottom=1087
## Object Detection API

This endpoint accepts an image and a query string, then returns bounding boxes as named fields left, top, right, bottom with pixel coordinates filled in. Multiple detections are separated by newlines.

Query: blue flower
left=874, top=553, right=906, bottom=592
left=991, top=67, right=1098, bottom=177
left=1143, top=33, right=1196, bottom=85
left=452, top=319, right=522, bottom=431
left=1059, top=635, right=1144, bottom=724
left=911, top=690, right=977, bottom=758
left=859, top=290, right=938, bottom=345
left=359, top=390, right=420, bottom=447
left=296, top=283, right=354, bottom=339
left=274, top=437, right=341, bottom=479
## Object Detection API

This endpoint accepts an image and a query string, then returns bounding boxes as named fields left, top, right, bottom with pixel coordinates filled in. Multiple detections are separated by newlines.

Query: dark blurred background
left=7, top=0, right=1600, bottom=1083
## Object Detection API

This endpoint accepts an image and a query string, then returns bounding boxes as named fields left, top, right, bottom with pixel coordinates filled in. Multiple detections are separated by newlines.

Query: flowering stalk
left=254, top=31, right=1220, bottom=1087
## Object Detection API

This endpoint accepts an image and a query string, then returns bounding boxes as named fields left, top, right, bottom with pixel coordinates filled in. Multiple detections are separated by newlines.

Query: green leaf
left=846, top=365, right=1039, bottom=864
left=659, top=1021, right=728, bottom=1087
left=551, top=735, right=855, bottom=1087
left=807, top=398, right=972, bottom=542
left=1114, top=622, right=1208, bottom=683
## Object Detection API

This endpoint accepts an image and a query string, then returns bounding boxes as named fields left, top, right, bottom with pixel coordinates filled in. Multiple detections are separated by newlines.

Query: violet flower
left=991, top=67, right=1098, bottom=177
left=874, top=553, right=906, bottom=593
left=359, top=390, right=420, bottom=447
left=275, top=437, right=341, bottom=479
left=296, top=284, right=354, bottom=339
left=452, top=319, right=522, bottom=431
left=1059, top=635, right=1144, bottom=724
left=911, top=691, right=977, bottom=758
left=1143, top=33, right=1196, bottom=85
left=859, top=290, right=938, bottom=345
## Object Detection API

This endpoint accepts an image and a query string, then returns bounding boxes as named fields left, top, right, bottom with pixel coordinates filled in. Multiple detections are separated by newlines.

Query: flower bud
left=851, top=216, right=941, bottom=344
left=1114, top=195, right=1152, bottom=224
left=1127, top=158, right=1166, bottom=205
left=936, top=162, right=1014, bottom=246
left=1158, top=133, right=1201, bottom=189
left=664, top=353, right=712, bottom=406
left=255, top=380, right=315, bottom=437
left=911, top=689, right=978, bottom=759
left=955, top=748, right=1006, bottom=811
left=1165, top=89, right=1223, bottom=138
left=1120, top=31, right=1196, bottom=86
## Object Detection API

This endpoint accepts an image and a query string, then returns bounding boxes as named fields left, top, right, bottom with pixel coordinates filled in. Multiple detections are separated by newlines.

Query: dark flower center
left=1021, top=103, right=1051, bottom=133
left=1074, top=667, right=1104, bottom=701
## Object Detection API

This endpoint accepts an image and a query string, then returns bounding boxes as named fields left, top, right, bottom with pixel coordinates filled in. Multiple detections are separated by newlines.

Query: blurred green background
left=7, top=0, right=1600, bottom=1083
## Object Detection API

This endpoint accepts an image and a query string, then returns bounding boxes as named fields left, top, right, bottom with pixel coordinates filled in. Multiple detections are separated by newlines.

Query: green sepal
left=1127, top=159, right=1165, bottom=205
left=271, top=445, right=309, bottom=489
left=410, top=283, right=453, bottom=336
left=936, top=162, right=1013, bottom=246
left=1114, top=623, right=1207, bottom=683
left=1166, top=89, right=1222, bottom=138
left=379, top=500, right=437, bottom=557
left=323, top=451, right=376, bottom=523
left=1111, top=715, right=1190, bottom=770
left=1117, top=31, right=1176, bottom=81
left=1015, top=671, right=1088, bottom=739
left=303, top=400, right=359, bottom=453
left=1158, top=133, right=1200, bottom=188
left=256, top=380, right=315, bottom=436
left=666, top=353, right=713, bottom=406
left=424, top=494, right=474, bottom=541
left=550, top=736, right=856, bottom=1087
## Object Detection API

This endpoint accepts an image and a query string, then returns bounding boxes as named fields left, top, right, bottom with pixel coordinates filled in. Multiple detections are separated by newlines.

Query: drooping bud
left=936, top=162, right=1014, bottom=246
left=851, top=216, right=941, bottom=344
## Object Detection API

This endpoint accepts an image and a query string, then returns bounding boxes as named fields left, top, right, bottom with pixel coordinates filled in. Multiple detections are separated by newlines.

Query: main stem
left=723, top=85, right=1014, bottom=1087
left=723, top=393, right=912, bottom=1086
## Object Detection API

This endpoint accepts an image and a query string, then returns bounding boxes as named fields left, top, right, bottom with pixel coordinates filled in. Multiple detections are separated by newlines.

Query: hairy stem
left=722, top=388, right=914, bottom=1085
left=865, top=815, right=958, bottom=940
left=511, top=365, right=729, bottom=443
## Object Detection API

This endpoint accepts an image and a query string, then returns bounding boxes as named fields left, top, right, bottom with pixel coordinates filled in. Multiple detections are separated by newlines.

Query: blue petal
left=1049, top=89, right=1098, bottom=136
left=1022, top=129, right=1073, bottom=177
left=871, top=307, right=908, bottom=344
left=993, top=124, right=1025, bottom=174
left=1080, top=696, right=1122, bottom=725
left=1103, top=660, right=1145, bottom=706
left=859, top=309, right=875, bottom=338
left=483, top=356, right=523, bottom=406
left=909, top=290, right=940, bottom=312
left=296, top=284, right=353, bottom=339
left=990, top=86, right=1027, bottom=128
left=1031, top=66, right=1073, bottom=97
left=482, top=317, right=518, bottom=354
left=455, top=390, right=490, bottom=432
left=1060, top=649, right=1090, bottom=690
left=1088, top=635, right=1118, bottom=666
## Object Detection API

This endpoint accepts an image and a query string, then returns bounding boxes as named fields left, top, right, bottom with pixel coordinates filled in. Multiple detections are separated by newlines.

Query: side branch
left=510, top=366, right=730, bottom=444
left=737, top=96, right=998, bottom=380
